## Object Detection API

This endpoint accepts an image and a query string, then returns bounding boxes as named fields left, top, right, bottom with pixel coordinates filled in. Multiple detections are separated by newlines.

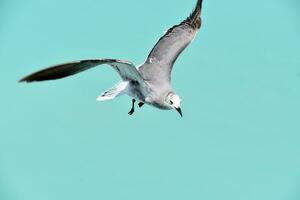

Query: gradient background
left=1, top=0, right=300, bottom=199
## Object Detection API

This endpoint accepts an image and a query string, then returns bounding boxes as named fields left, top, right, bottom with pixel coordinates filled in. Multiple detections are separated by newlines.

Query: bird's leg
left=138, top=102, right=144, bottom=108
left=128, top=99, right=136, bottom=115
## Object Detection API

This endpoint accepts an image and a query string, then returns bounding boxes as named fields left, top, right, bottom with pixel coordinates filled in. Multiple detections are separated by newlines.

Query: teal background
left=1, top=0, right=300, bottom=199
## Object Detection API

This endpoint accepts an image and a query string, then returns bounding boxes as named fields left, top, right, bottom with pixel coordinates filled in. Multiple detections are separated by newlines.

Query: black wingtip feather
left=18, top=76, right=32, bottom=83
left=186, top=0, right=203, bottom=29
left=18, top=58, right=136, bottom=84
left=17, top=60, right=91, bottom=83
left=18, top=79, right=26, bottom=83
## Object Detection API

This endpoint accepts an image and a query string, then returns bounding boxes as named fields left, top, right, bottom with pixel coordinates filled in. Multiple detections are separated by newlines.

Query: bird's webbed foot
left=128, top=99, right=136, bottom=115
left=138, top=102, right=144, bottom=108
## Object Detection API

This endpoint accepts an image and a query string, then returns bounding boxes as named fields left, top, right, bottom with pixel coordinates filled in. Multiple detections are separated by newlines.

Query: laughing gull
left=19, top=0, right=203, bottom=117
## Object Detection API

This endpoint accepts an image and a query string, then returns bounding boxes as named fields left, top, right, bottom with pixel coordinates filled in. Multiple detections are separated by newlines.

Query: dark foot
left=138, top=102, right=144, bottom=108
left=128, top=109, right=134, bottom=115
left=128, top=99, right=136, bottom=115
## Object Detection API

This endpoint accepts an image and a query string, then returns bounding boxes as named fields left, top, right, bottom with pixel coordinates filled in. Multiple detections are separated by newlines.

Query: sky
left=0, top=0, right=300, bottom=200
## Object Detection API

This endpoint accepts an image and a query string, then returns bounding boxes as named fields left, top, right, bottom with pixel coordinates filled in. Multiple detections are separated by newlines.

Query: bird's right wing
left=19, top=59, right=147, bottom=87
left=139, top=0, right=203, bottom=83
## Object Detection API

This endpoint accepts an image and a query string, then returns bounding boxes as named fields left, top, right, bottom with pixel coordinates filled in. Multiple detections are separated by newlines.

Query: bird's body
left=20, top=0, right=204, bottom=117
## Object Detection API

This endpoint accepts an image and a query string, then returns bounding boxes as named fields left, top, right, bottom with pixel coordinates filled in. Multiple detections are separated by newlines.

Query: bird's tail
left=96, top=81, right=129, bottom=101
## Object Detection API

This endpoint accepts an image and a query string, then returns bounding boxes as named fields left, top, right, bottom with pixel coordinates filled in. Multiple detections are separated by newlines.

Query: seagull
left=19, top=0, right=203, bottom=117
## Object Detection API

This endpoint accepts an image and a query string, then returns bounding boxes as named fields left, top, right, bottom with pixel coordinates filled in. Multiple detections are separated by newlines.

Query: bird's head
left=165, top=92, right=182, bottom=117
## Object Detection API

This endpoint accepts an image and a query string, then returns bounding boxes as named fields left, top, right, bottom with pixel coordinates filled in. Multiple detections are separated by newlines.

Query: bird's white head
left=165, top=92, right=182, bottom=117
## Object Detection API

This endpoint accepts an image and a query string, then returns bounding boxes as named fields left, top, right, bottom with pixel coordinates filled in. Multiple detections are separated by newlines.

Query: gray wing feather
left=139, top=0, right=203, bottom=83
left=19, top=59, right=146, bottom=86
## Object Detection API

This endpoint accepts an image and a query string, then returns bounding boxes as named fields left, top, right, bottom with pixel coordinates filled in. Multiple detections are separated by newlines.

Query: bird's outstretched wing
left=19, top=59, right=146, bottom=86
left=139, top=0, right=203, bottom=83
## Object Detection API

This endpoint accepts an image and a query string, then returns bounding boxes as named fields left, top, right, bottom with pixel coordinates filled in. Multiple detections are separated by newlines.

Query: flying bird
left=19, top=0, right=204, bottom=117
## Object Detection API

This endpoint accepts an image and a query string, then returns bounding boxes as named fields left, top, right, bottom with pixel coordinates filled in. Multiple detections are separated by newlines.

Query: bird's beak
left=175, top=107, right=183, bottom=117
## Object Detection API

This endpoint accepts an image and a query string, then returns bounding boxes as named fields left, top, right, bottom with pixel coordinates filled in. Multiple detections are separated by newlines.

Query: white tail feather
left=97, top=81, right=129, bottom=101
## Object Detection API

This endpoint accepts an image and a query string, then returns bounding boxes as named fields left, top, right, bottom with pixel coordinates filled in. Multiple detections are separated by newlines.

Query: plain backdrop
left=0, top=0, right=300, bottom=200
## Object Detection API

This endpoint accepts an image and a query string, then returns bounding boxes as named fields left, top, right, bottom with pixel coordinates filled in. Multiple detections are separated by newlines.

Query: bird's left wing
left=139, top=0, right=203, bottom=83
left=19, top=59, right=147, bottom=87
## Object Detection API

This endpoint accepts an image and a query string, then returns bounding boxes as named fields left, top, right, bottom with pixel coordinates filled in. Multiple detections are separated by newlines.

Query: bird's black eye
left=170, top=100, right=173, bottom=104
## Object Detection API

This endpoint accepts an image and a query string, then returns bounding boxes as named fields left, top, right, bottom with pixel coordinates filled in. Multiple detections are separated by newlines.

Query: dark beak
left=175, top=107, right=183, bottom=117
